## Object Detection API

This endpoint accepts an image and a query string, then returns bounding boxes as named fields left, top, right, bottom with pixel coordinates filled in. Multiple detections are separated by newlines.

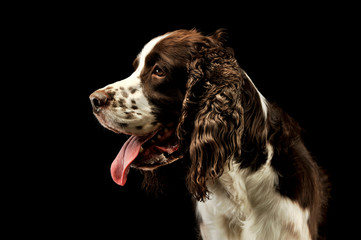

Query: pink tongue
left=110, top=133, right=155, bottom=186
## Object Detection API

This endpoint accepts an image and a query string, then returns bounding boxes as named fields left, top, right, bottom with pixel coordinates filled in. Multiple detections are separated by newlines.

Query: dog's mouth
left=110, top=124, right=182, bottom=186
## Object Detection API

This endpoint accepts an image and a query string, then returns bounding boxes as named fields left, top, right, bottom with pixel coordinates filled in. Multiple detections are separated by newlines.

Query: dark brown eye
left=152, top=66, right=165, bottom=77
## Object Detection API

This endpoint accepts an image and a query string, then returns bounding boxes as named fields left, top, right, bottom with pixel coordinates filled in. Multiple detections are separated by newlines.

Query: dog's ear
left=177, top=37, right=244, bottom=201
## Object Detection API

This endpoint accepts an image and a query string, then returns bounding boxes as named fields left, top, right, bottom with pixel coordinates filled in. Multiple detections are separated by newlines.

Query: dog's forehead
left=136, top=33, right=170, bottom=72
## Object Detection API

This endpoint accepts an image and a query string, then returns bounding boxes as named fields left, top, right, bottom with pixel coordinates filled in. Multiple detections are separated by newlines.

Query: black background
left=7, top=3, right=357, bottom=239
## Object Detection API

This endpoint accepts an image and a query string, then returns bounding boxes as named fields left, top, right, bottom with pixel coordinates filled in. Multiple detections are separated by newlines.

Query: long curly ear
left=177, top=40, right=245, bottom=201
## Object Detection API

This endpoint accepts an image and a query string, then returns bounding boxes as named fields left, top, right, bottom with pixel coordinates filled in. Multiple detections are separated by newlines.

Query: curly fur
left=176, top=30, right=245, bottom=201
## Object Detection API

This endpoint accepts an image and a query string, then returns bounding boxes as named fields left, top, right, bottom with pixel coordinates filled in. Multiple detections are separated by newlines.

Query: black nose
left=90, top=90, right=109, bottom=112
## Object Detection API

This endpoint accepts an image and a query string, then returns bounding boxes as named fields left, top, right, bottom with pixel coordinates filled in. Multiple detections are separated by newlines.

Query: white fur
left=197, top=144, right=311, bottom=240
left=98, top=34, right=168, bottom=135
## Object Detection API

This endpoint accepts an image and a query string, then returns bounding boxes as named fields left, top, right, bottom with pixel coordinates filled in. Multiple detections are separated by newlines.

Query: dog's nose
left=90, top=90, right=109, bottom=112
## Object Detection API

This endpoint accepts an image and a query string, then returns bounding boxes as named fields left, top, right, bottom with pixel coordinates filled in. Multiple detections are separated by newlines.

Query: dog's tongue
left=110, top=133, right=155, bottom=186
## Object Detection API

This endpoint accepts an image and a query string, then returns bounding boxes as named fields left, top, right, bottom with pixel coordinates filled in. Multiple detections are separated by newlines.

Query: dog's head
left=90, top=29, right=267, bottom=200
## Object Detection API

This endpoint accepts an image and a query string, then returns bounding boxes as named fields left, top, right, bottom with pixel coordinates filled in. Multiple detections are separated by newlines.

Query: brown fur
left=175, top=29, right=245, bottom=201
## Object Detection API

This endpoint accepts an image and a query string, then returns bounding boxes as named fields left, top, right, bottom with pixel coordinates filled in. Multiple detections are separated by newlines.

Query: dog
left=90, top=29, right=328, bottom=240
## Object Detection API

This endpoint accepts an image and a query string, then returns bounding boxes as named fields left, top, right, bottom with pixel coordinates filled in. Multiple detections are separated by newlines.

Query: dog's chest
left=196, top=160, right=312, bottom=240
left=209, top=165, right=251, bottom=220
left=196, top=165, right=251, bottom=239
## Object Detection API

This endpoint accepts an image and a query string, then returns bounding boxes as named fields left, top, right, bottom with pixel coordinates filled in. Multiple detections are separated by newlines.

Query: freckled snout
left=90, top=90, right=110, bottom=112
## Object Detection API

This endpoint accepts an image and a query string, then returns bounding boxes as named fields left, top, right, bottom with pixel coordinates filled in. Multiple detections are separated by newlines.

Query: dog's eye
left=152, top=66, right=165, bottom=77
